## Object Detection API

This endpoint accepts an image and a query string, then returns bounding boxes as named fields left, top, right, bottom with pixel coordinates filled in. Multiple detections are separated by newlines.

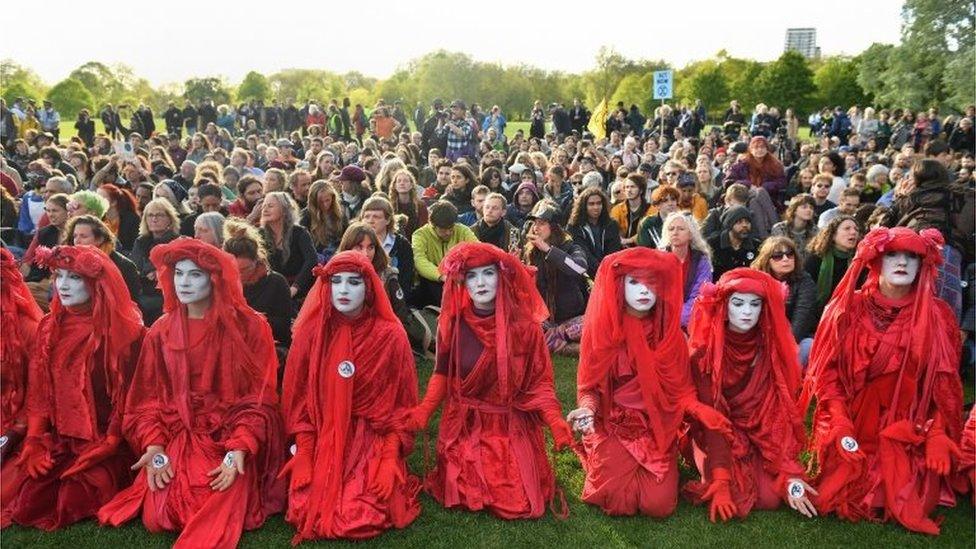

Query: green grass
left=4, top=356, right=973, bottom=548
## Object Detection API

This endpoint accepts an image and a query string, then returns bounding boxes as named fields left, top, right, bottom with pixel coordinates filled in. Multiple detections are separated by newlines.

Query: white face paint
left=624, top=275, right=656, bottom=313
left=465, top=264, right=499, bottom=311
left=55, top=268, right=91, bottom=307
left=173, top=259, right=212, bottom=305
left=330, top=271, right=366, bottom=316
left=727, top=292, right=762, bottom=333
left=881, top=251, right=920, bottom=287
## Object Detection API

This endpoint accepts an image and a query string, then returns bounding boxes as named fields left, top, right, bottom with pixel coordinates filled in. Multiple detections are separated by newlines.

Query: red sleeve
left=691, top=362, right=733, bottom=474
left=122, top=328, right=170, bottom=450
left=516, top=327, right=562, bottom=417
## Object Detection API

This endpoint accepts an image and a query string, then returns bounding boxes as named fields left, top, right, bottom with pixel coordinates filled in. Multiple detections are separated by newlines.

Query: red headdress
left=1, top=248, right=43, bottom=432
left=578, top=247, right=692, bottom=448
left=283, top=251, right=415, bottom=541
left=437, top=242, right=548, bottom=403
left=688, top=268, right=805, bottom=447
left=803, top=227, right=961, bottom=439
left=29, top=245, right=143, bottom=440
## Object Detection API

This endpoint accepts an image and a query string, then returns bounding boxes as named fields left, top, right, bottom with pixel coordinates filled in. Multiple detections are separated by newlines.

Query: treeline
left=2, top=0, right=971, bottom=122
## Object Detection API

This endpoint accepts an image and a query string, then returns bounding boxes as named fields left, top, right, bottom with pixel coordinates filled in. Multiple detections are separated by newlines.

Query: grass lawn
left=4, top=356, right=973, bottom=548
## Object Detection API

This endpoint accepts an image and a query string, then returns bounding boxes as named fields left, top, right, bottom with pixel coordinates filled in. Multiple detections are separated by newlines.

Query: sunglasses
left=771, top=250, right=795, bottom=261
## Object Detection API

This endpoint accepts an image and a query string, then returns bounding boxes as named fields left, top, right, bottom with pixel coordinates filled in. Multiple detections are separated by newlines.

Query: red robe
left=1, top=306, right=140, bottom=530
left=282, top=251, right=420, bottom=542
left=954, top=407, right=975, bottom=501
left=809, top=289, right=962, bottom=533
left=0, top=248, right=42, bottom=440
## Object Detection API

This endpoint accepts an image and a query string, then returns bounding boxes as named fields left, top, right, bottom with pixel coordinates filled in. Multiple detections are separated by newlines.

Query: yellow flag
left=588, top=98, right=608, bottom=140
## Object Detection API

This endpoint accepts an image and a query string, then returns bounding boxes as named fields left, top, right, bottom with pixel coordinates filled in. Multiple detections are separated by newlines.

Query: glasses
left=146, top=212, right=169, bottom=219
left=771, top=250, right=795, bottom=261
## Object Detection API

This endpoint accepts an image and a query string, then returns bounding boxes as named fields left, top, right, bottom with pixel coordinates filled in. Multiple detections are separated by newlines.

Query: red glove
left=277, top=432, right=314, bottom=490
left=403, top=373, right=447, bottom=432
left=541, top=408, right=573, bottom=451
left=826, top=400, right=864, bottom=463
left=702, top=467, right=737, bottom=523
left=16, top=416, right=53, bottom=479
left=369, top=433, right=402, bottom=500
left=925, top=414, right=960, bottom=476
left=61, top=435, right=120, bottom=479
left=687, top=401, right=732, bottom=437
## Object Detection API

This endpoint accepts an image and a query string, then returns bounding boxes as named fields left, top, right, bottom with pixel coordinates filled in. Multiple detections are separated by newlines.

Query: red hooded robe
left=281, top=251, right=419, bottom=542
left=1, top=245, right=143, bottom=530
left=0, top=248, right=43, bottom=448
left=97, top=238, right=284, bottom=549
left=684, top=268, right=807, bottom=517
left=803, top=227, right=963, bottom=535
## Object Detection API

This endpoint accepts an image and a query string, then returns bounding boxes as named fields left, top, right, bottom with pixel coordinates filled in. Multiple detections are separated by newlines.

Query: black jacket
left=706, top=231, right=760, bottom=281
left=529, top=238, right=589, bottom=322
left=568, top=220, right=622, bottom=278
left=243, top=270, right=294, bottom=345
left=784, top=270, right=817, bottom=341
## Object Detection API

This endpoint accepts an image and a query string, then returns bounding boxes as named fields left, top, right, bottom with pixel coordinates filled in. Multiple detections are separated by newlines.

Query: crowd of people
left=0, top=92, right=974, bottom=544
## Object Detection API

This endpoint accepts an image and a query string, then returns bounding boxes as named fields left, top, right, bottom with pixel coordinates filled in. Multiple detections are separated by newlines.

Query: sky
left=3, top=0, right=904, bottom=87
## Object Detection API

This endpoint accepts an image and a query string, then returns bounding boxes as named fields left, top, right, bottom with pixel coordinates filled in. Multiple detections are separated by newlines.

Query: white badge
left=151, top=453, right=170, bottom=469
left=338, top=360, right=355, bottom=379
left=841, top=436, right=859, bottom=453
left=0, top=435, right=7, bottom=448
left=223, top=452, right=235, bottom=468
left=787, top=480, right=805, bottom=499
left=576, top=416, right=594, bottom=429
left=290, top=444, right=297, bottom=456
left=395, top=287, right=404, bottom=300
left=746, top=252, right=755, bottom=260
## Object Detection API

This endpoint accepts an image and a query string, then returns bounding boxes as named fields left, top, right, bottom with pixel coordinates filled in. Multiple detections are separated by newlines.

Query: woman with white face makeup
left=404, top=242, right=572, bottom=520
left=2, top=245, right=142, bottom=530
left=280, top=251, right=418, bottom=542
left=99, top=238, right=284, bottom=549
left=684, top=268, right=812, bottom=522
left=568, top=247, right=729, bottom=518
left=803, top=227, right=964, bottom=535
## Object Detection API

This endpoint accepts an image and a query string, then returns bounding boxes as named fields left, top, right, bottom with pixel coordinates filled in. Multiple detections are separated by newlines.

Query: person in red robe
left=280, top=251, right=420, bottom=542
left=953, top=407, right=975, bottom=503
left=1, top=245, right=143, bottom=530
left=684, top=268, right=815, bottom=521
left=566, top=247, right=730, bottom=517
left=0, top=247, right=43, bottom=461
left=97, top=237, right=284, bottom=549
left=803, top=227, right=964, bottom=535
left=404, top=241, right=573, bottom=519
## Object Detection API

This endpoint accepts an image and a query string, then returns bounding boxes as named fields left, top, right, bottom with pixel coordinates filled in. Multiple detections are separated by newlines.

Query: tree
left=46, top=78, right=94, bottom=118
left=813, top=57, right=870, bottom=110
left=183, top=77, right=232, bottom=104
left=237, top=71, right=270, bottom=102
left=754, top=51, right=815, bottom=115
left=678, top=60, right=729, bottom=120
left=1, top=59, right=46, bottom=104
left=69, top=61, right=119, bottom=105
left=855, top=43, right=895, bottom=102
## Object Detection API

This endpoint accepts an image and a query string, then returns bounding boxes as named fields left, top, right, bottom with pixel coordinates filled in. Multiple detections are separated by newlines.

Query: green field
left=4, top=356, right=973, bottom=549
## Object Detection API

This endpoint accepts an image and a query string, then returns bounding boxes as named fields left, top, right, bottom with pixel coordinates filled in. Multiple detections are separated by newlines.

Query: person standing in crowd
left=707, top=206, right=760, bottom=281
left=404, top=242, right=572, bottom=519
left=280, top=251, right=419, bottom=541
left=803, top=228, right=963, bottom=535
left=566, top=187, right=621, bottom=278
left=568, top=247, right=729, bottom=518
left=658, top=212, right=712, bottom=328
left=685, top=268, right=814, bottom=522
left=437, top=100, right=474, bottom=162
left=804, top=215, right=860, bottom=315
left=411, top=200, right=477, bottom=307
left=3, top=245, right=143, bottom=530
left=74, top=109, right=95, bottom=147
left=37, top=101, right=60, bottom=143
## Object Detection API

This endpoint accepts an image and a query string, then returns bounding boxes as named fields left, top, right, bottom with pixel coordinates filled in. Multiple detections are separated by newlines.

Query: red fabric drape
left=0, top=248, right=42, bottom=435
left=282, top=251, right=419, bottom=542
left=97, top=238, right=284, bottom=549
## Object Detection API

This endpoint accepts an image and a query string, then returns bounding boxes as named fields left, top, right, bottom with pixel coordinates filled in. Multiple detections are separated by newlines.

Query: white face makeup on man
left=624, top=275, right=656, bottom=314
left=727, top=292, right=762, bottom=333
left=55, top=268, right=91, bottom=307
left=174, top=259, right=212, bottom=305
left=881, top=251, right=920, bottom=287
left=465, top=264, right=499, bottom=311
left=331, top=271, right=366, bottom=316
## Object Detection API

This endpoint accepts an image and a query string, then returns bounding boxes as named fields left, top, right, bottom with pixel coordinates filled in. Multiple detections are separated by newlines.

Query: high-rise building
left=785, top=28, right=818, bottom=59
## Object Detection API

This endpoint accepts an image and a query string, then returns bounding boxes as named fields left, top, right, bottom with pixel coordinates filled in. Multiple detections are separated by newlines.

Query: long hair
left=567, top=186, right=610, bottom=228
left=751, top=236, right=802, bottom=282
left=807, top=214, right=858, bottom=258
left=783, top=193, right=817, bottom=233
left=658, top=211, right=712, bottom=261
left=338, top=221, right=390, bottom=274
left=375, top=158, right=407, bottom=197
left=64, top=214, right=116, bottom=255
left=260, top=191, right=300, bottom=262
left=305, top=179, right=346, bottom=249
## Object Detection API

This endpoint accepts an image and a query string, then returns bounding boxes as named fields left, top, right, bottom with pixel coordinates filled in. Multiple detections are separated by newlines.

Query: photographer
left=421, top=98, right=447, bottom=156
left=436, top=99, right=474, bottom=162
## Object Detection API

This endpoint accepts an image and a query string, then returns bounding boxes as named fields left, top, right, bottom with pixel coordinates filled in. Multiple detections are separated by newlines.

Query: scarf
left=816, top=247, right=852, bottom=305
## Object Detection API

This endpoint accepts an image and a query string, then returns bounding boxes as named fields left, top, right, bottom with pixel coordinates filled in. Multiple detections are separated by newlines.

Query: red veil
left=282, top=251, right=418, bottom=542
left=802, top=227, right=963, bottom=534
left=29, top=245, right=143, bottom=441
left=578, top=247, right=692, bottom=451
left=1, top=248, right=42, bottom=434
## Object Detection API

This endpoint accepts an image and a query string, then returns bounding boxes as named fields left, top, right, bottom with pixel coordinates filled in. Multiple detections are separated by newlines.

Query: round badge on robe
left=338, top=360, right=355, bottom=379
left=0, top=435, right=8, bottom=448
left=151, top=453, right=170, bottom=469
left=840, top=436, right=859, bottom=453
left=223, top=452, right=236, bottom=468
left=290, top=444, right=297, bottom=456
left=396, top=287, right=404, bottom=300
left=746, top=252, right=755, bottom=260
left=787, top=480, right=805, bottom=499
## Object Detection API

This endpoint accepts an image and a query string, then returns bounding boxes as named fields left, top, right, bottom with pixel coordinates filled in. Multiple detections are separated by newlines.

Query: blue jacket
left=17, top=191, right=45, bottom=234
